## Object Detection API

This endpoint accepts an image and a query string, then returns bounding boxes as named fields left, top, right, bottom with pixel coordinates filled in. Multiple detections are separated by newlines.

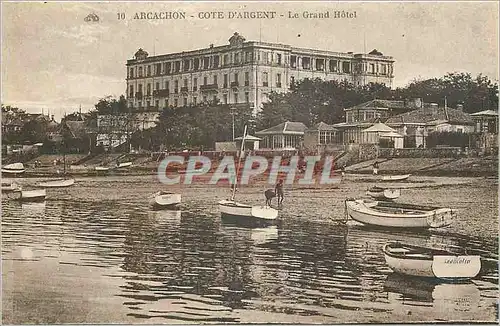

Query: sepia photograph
left=1, top=1, right=499, bottom=324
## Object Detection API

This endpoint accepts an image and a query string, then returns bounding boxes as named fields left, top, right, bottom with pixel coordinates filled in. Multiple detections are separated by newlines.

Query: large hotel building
left=126, top=32, right=395, bottom=113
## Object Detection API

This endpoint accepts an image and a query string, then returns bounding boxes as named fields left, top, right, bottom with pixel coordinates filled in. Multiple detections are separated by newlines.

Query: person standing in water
left=373, top=161, right=380, bottom=175
left=275, top=179, right=284, bottom=206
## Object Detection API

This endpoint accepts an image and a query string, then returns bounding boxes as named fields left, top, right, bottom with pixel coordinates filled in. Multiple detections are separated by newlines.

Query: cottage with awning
left=255, top=121, right=307, bottom=150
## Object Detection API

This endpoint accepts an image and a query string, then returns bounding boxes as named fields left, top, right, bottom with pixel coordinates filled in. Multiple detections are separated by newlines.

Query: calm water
left=2, top=176, right=498, bottom=324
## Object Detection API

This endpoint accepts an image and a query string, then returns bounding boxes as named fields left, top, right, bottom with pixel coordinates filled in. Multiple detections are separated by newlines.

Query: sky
left=2, top=1, right=498, bottom=121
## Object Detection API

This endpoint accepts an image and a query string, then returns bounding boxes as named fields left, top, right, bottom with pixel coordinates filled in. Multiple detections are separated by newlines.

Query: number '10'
left=117, top=13, right=125, bottom=20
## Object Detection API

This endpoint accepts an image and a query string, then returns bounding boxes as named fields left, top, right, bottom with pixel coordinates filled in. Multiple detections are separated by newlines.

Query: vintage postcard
left=1, top=1, right=498, bottom=325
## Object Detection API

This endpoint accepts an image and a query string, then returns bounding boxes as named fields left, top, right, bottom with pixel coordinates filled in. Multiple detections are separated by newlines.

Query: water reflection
left=385, top=273, right=482, bottom=319
left=1, top=193, right=498, bottom=323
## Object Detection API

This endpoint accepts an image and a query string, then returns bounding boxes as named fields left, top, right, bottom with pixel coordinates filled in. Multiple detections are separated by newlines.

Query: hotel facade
left=125, top=32, right=395, bottom=113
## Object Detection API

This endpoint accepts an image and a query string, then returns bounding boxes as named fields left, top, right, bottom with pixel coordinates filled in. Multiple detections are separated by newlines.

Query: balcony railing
left=192, top=86, right=198, bottom=91
left=230, top=81, right=239, bottom=88
left=180, top=86, right=189, bottom=93
left=153, top=89, right=170, bottom=97
left=200, top=84, right=219, bottom=92
left=135, top=92, right=143, bottom=99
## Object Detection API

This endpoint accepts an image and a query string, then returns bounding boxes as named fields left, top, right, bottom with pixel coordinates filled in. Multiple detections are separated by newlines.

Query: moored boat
left=345, top=198, right=454, bottom=228
left=366, top=186, right=400, bottom=200
left=149, top=191, right=181, bottom=209
left=95, top=166, right=110, bottom=172
left=382, top=174, right=411, bottom=181
left=116, top=162, right=132, bottom=169
left=36, top=178, right=75, bottom=188
left=19, top=189, right=46, bottom=202
left=1, top=162, right=26, bottom=174
left=218, top=125, right=279, bottom=225
left=383, top=241, right=481, bottom=280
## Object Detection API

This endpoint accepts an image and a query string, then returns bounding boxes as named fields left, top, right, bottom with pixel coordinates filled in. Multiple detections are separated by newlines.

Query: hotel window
left=234, top=92, right=239, bottom=103
left=290, top=55, right=297, bottom=68
left=316, top=59, right=325, bottom=71
left=147, top=100, right=151, bottom=108
left=129, top=85, right=134, bottom=97
left=174, top=99, right=178, bottom=107
left=223, top=54, right=229, bottom=66
left=155, top=82, right=160, bottom=90
left=146, top=83, right=151, bottom=96
left=381, top=64, right=387, bottom=75
left=183, top=97, right=188, bottom=106
left=203, top=57, right=210, bottom=69
left=147, top=65, right=151, bottom=76
left=342, top=62, right=351, bottom=73
left=223, top=94, right=228, bottom=104
left=369, top=63, right=375, bottom=74
left=174, top=61, right=180, bottom=72
left=194, top=58, right=200, bottom=71
left=165, top=62, right=171, bottom=74
left=223, top=74, right=228, bottom=88
left=262, top=72, right=269, bottom=87
left=245, top=92, right=250, bottom=103
left=156, top=63, right=161, bottom=75
left=174, top=80, right=178, bottom=93
left=183, top=59, right=190, bottom=71
left=276, top=73, right=282, bottom=88
left=183, top=79, right=188, bottom=88
left=302, top=57, right=311, bottom=70
left=234, top=53, right=240, bottom=64
left=234, top=73, right=238, bottom=84
left=193, top=97, right=197, bottom=106
left=366, top=111, right=374, bottom=120
left=138, top=84, right=143, bottom=93
left=165, top=81, right=169, bottom=91
left=267, top=52, right=272, bottom=64
left=129, top=68, right=134, bottom=78
left=138, top=67, right=143, bottom=77
left=213, top=75, right=218, bottom=86
left=245, top=52, right=250, bottom=63
left=244, top=72, right=249, bottom=86
left=290, top=76, right=295, bottom=89
left=193, top=78, right=198, bottom=91
left=213, top=55, right=220, bottom=68
left=277, top=53, right=282, bottom=65
left=203, top=76, right=208, bottom=85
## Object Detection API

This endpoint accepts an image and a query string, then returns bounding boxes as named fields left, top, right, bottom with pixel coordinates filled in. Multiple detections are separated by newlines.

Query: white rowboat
left=219, top=199, right=278, bottom=223
left=95, top=166, right=110, bottom=171
left=366, top=186, right=400, bottom=200
left=382, top=174, right=411, bottom=181
left=1, top=162, right=25, bottom=174
left=36, top=178, right=75, bottom=188
left=345, top=198, right=454, bottom=228
left=383, top=241, right=481, bottom=280
left=20, top=189, right=46, bottom=202
left=149, top=191, right=181, bottom=209
left=116, top=162, right=132, bottom=168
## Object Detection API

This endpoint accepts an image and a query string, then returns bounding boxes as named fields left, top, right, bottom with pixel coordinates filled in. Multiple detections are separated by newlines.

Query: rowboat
left=366, top=186, right=400, bottom=200
left=36, top=178, right=75, bottom=188
left=116, top=162, right=132, bottom=169
left=218, top=125, right=279, bottom=225
left=95, top=166, right=110, bottom=172
left=1, top=162, right=25, bottom=174
left=381, top=174, right=411, bottom=181
left=19, top=189, right=46, bottom=202
left=383, top=241, right=481, bottom=280
left=149, top=191, right=181, bottom=209
left=345, top=198, right=454, bottom=228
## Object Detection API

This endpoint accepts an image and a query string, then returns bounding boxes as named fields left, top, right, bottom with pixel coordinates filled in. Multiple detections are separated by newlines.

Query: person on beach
left=275, top=179, right=284, bottom=206
left=373, top=161, right=379, bottom=175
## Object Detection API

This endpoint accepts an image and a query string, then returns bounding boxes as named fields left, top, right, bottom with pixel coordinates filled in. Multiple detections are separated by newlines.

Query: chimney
left=456, top=103, right=464, bottom=111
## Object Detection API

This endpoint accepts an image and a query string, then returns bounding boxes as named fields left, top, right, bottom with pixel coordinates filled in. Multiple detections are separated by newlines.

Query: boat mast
left=231, top=125, right=247, bottom=201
